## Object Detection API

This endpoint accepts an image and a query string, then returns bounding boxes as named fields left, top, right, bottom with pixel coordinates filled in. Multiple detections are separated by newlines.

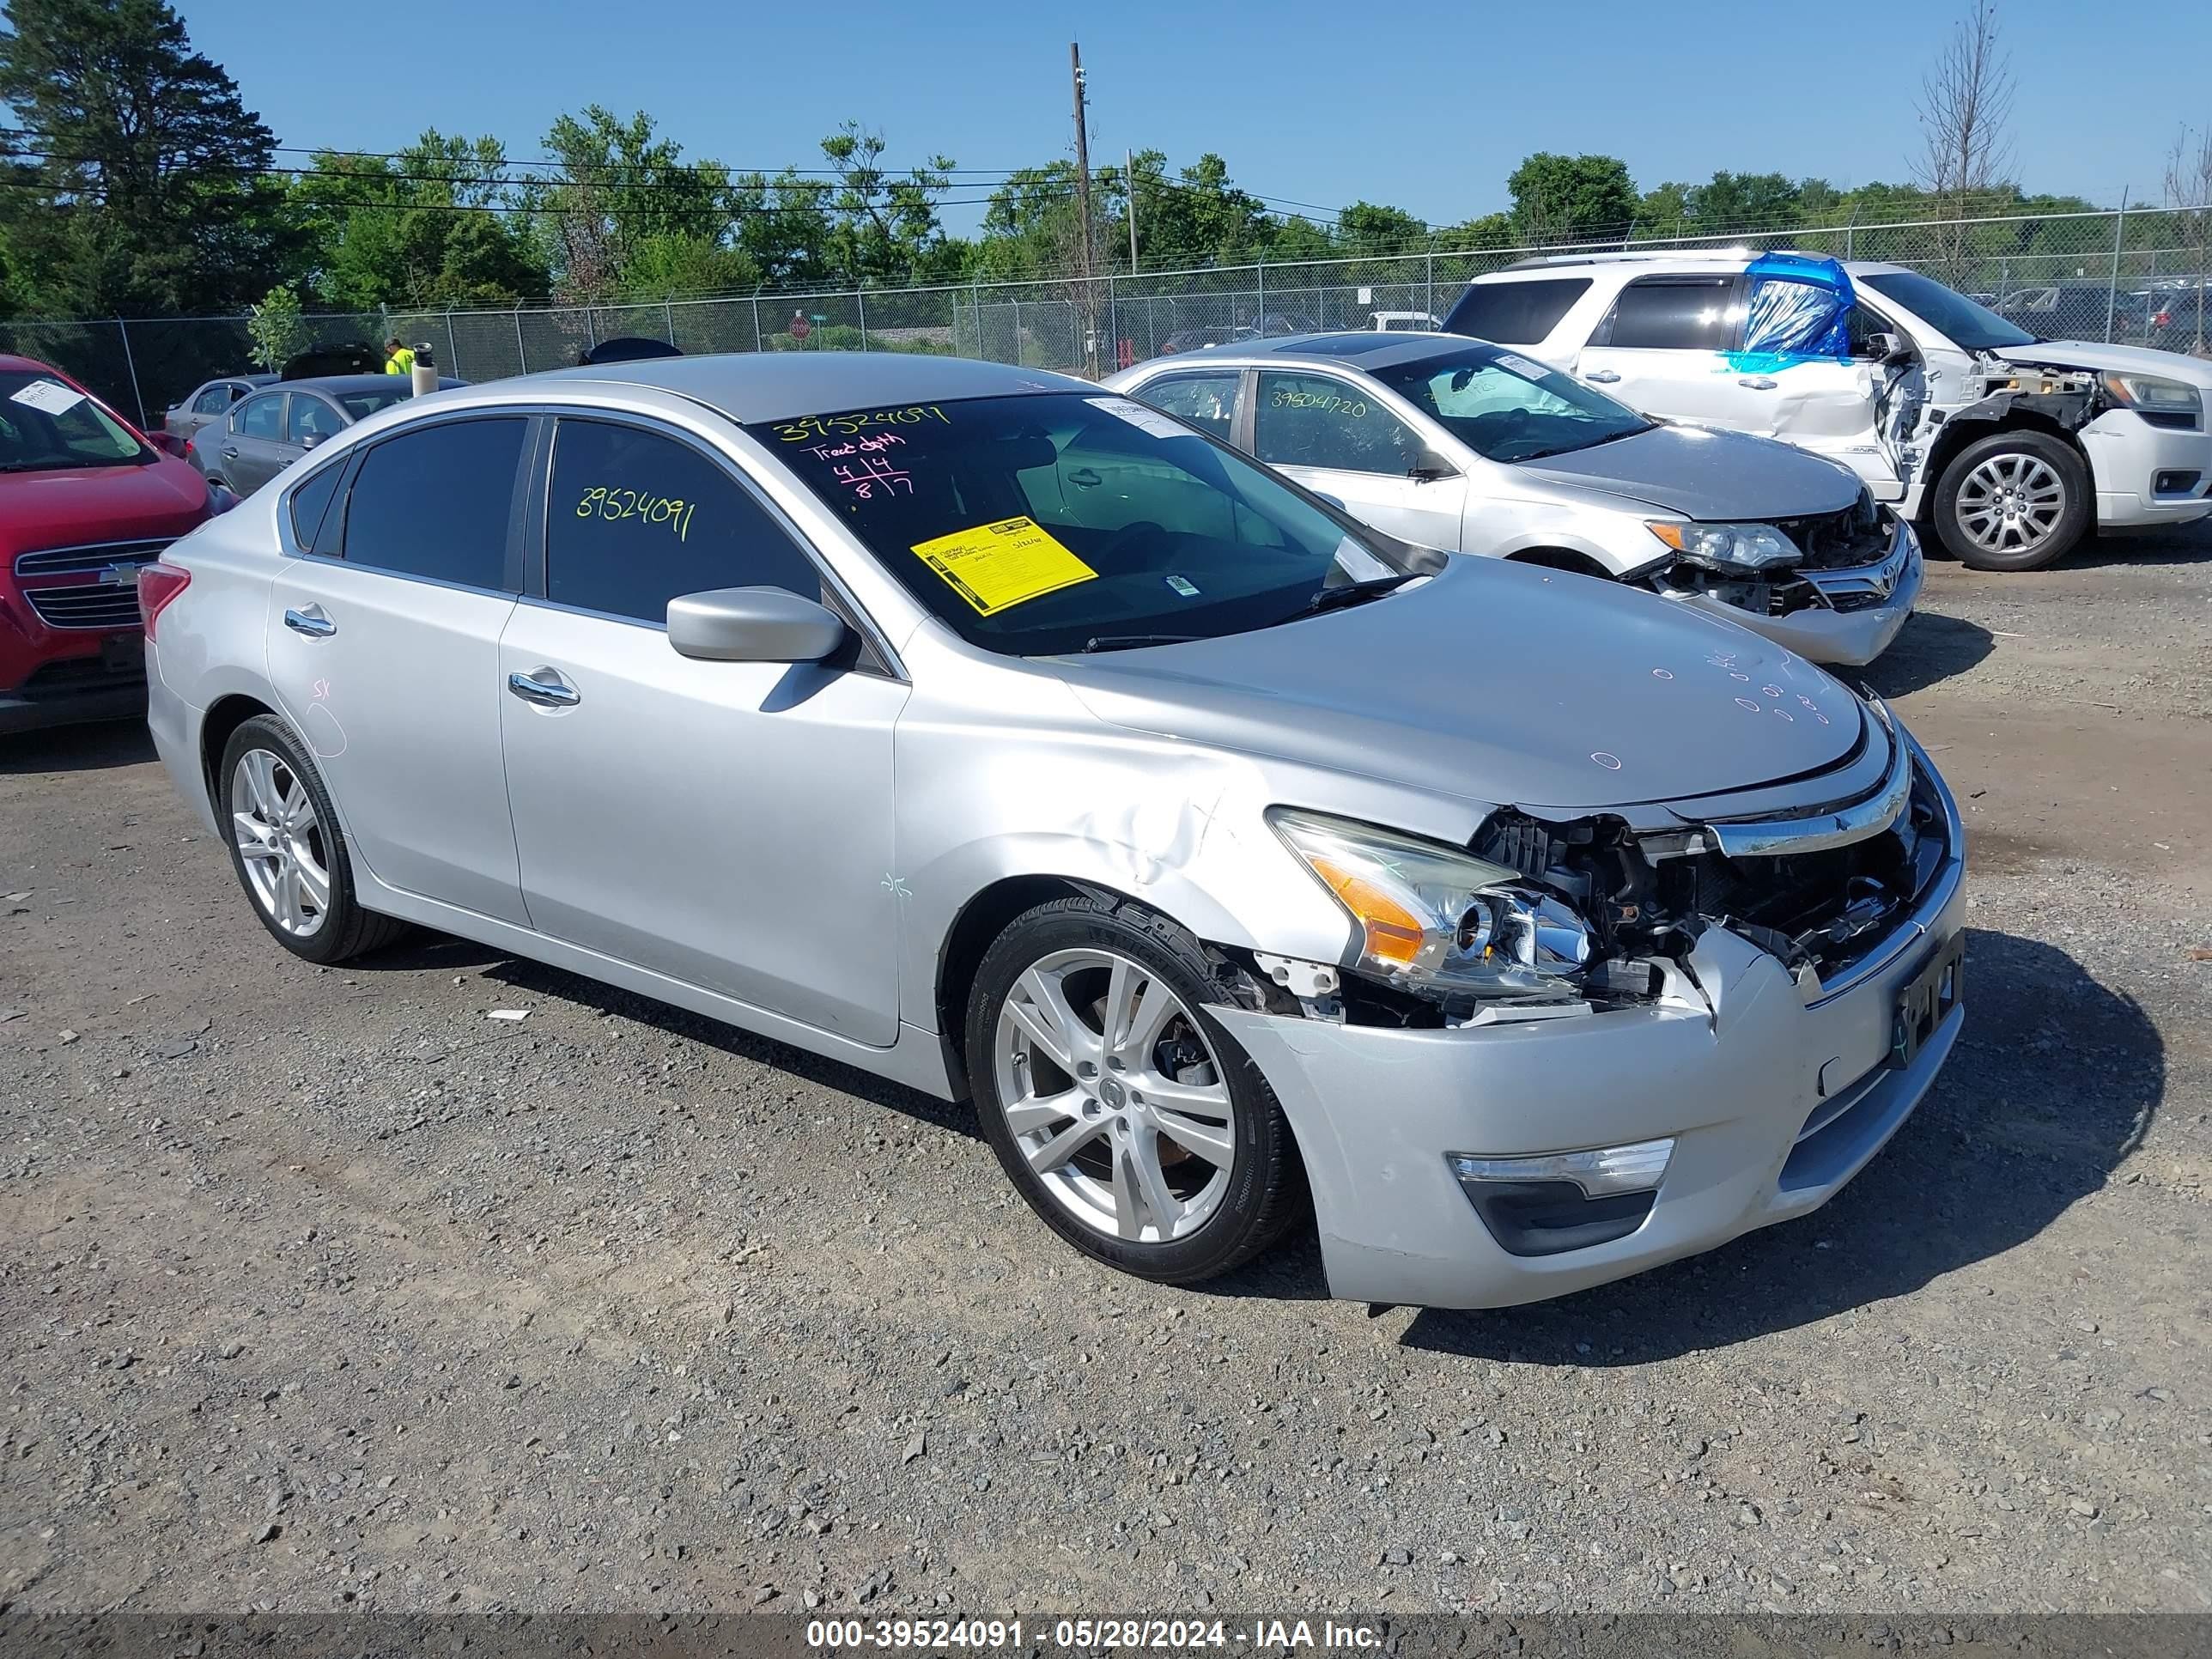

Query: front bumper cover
left=1218, top=732, right=1966, bottom=1310
left=1666, top=524, right=1922, bottom=668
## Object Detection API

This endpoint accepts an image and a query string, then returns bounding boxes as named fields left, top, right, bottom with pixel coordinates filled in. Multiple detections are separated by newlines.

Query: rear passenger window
left=288, top=464, right=343, bottom=550
left=339, top=417, right=527, bottom=590
left=1594, top=278, right=1741, bottom=349
left=545, top=419, right=822, bottom=624
left=1444, top=277, right=1593, bottom=344
left=1136, top=373, right=1241, bottom=442
left=1254, top=371, right=1423, bottom=476
left=235, top=393, right=283, bottom=440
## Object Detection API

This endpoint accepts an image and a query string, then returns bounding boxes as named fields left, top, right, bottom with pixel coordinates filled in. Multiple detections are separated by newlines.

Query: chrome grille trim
left=14, top=538, right=170, bottom=578
left=1705, top=698, right=1912, bottom=860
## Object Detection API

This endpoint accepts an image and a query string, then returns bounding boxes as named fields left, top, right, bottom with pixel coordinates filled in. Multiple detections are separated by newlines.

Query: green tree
left=244, top=283, right=307, bottom=369
left=819, top=123, right=958, bottom=285
left=1335, top=201, right=1425, bottom=255
left=617, top=232, right=759, bottom=299
left=1687, top=171, right=1803, bottom=232
left=534, top=106, right=734, bottom=302
left=294, top=131, right=549, bottom=309
left=1507, top=153, right=1638, bottom=245
left=729, top=169, right=836, bottom=289
left=975, top=161, right=1083, bottom=278
left=0, top=0, right=296, bottom=313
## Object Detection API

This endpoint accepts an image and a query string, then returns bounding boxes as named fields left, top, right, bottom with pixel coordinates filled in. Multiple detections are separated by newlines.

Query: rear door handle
left=1738, top=376, right=1779, bottom=390
left=221, top=447, right=240, bottom=459
left=507, top=669, right=580, bottom=708
left=1584, top=369, right=1621, bottom=384
left=283, top=605, right=335, bottom=637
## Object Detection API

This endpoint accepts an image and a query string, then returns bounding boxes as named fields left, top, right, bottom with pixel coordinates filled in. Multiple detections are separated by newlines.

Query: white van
left=1445, top=251, right=2212, bottom=569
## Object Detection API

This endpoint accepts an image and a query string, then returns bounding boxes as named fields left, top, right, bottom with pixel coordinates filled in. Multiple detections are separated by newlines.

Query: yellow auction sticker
left=910, top=516, right=1098, bottom=616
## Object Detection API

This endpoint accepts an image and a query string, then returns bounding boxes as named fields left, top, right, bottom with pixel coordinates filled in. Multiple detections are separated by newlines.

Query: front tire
left=219, top=714, right=406, bottom=963
left=1929, top=430, right=2091, bottom=571
left=966, top=896, right=1305, bottom=1285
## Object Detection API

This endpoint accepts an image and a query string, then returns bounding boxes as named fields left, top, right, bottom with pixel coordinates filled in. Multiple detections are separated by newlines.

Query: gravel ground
left=2, top=526, right=2209, bottom=1620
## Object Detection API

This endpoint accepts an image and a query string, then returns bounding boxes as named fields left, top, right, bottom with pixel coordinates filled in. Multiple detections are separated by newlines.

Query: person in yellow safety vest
left=384, top=337, right=416, bottom=376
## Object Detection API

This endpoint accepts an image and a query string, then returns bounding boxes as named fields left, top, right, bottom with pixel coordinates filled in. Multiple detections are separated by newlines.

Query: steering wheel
left=1094, top=520, right=1169, bottom=571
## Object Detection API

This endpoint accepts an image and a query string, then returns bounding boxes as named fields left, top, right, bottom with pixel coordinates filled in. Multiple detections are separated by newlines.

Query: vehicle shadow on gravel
left=1397, top=927, right=2160, bottom=1364
left=0, top=719, right=154, bottom=774
left=2070, top=522, right=2212, bottom=569
left=449, top=950, right=986, bottom=1144
left=1858, top=611, right=1996, bottom=699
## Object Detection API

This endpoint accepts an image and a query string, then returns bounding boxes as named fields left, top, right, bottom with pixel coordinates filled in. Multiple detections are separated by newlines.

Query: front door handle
left=1584, top=369, right=1621, bottom=384
left=283, top=605, right=335, bottom=637
left=507, top=669, right=580, bottom=708
left=1738, top=376, right=1779, bottom=390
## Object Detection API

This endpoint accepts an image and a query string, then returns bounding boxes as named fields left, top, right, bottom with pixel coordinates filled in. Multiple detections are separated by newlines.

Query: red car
left=0, top=355, right=223, bottom=735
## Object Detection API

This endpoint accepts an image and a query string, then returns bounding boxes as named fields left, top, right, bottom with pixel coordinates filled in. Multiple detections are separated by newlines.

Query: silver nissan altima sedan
left=140, top=352, right=1965, bottom=1310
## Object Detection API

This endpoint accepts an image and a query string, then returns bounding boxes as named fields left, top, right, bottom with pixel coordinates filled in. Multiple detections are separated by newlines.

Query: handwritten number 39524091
left=577, top=486, right=696, bottom=543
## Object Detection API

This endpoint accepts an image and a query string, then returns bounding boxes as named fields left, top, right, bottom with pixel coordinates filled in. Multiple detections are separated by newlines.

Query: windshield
left=1371, top=345, right=1651, bottom=462
left=753, top=392, right=1413, bottom=656
left=0, top=371, right=149, bottom=472
left=1861, top=271, right=2037, bottom=350
left=336, top=384, right=416, bottom=420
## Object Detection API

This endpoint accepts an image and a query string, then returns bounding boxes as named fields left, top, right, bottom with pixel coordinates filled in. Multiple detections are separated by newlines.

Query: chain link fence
left=8, top=203, right=2209, bottom=428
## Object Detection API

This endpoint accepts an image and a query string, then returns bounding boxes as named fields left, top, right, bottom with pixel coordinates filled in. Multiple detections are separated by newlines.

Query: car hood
left=1513, top=423, right=1863, bottom=521
left=0, top=457, right=212, bottom=553
left=1050, top=556, right=1862, bottom=814
left=1991, top=340, right=2212, bottom=387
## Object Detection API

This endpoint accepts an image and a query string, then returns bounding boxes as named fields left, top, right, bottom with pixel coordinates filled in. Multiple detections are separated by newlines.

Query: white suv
left=1445, top=252, right=2212, bottom=570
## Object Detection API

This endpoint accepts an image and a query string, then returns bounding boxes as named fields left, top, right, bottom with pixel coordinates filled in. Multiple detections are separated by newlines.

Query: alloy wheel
left=1955, top=452, right=2066, bottom=557
left=992, top=947, right=1236, bottom=1244
left=229, top=747, right=331, bottom=939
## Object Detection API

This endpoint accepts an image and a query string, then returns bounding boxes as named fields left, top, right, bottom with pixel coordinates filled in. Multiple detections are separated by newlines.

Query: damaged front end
left=1645, top=490, right=1914, bottom=625
left=1237, top=698, right=1958, bottom=1032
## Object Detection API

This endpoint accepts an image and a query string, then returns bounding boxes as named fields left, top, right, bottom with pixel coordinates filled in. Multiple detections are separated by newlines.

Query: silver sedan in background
left=1106, top=333, right=1922, bottom=665
left=140, top=352, right=1962, bottom=1310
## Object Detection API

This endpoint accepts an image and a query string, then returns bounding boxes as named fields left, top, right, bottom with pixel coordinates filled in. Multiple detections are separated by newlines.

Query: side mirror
left=301, top=431, right=328, bottom=450
left=145, top=429, right=185, bottom=459
left=1863, top=331, right=1911, bottom=366
left=1407, top=445, right=1458, bottom=483
left=667, top=586, right=847, bottom=664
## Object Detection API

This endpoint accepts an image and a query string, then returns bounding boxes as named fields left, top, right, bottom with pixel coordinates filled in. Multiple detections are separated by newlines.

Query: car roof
left=525, top=351, right=1094, bottom=422
left=262, top=374, right=461, bottom=397
left=1138, top=331, right=1485, bottom=372
left=0, top=352, right=64, bottom=375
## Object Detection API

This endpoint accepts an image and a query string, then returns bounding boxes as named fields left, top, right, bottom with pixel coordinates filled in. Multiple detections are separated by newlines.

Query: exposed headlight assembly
left=2101, top=373, right=2203, bottom=419
left=1646, top=520, right=1802, bottom=572
left=1270, top=808, right=1591, bottom=1000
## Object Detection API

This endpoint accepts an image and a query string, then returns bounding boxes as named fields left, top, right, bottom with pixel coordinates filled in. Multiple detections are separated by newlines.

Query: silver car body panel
left=145, top=353, right=1964, bottom=1309
left=1103, top=340, right=1916, bottom=665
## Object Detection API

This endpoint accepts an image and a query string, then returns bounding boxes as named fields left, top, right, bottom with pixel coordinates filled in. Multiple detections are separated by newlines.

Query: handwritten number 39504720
left=577, top=487, right=696, bottom=543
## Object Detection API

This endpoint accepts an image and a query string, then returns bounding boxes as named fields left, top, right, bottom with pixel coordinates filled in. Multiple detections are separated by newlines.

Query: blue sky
left=178, top=0, right=2203, bottom=234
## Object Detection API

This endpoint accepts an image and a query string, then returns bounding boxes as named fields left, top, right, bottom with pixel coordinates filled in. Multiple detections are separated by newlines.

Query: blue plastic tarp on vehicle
left=1729, top=252, right=1856, bottom=372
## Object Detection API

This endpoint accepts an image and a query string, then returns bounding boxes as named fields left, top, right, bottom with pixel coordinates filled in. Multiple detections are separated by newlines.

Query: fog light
left=1448, top=1139, right=1674, bottom=1258
left=2152, top=470, right=2201, bottom=495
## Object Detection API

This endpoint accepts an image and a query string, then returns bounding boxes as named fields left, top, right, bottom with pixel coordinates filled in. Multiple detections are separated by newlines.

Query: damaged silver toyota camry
left=143, top=352, right=1964, bottom=1310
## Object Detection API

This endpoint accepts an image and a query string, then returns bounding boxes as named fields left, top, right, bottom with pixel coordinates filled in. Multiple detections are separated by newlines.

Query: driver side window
left=1253, top=372, right=1419, bottom=477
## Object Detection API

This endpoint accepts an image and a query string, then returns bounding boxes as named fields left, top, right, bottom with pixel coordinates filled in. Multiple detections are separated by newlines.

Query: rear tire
left=218, top=714, right=408, bottom=964
left=966, top=895, right=1305, bottom=1285
left=1929, top=430, right=2091, bottom=571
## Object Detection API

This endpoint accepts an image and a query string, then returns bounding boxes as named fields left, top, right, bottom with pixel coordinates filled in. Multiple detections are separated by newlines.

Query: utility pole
left=1070, top=41, right=1097, bottom=374
left=1126, top=148, right=1139, bottom=273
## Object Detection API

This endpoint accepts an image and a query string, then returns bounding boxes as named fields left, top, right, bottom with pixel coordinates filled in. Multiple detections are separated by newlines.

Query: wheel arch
left=1923, top=409, right=2090, bottom=501
left=199, top=691, right=280, bottom=810
left=1503, top=544, right=1617, bottom=580
left=933, top=873, right=1103, bottom=1098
